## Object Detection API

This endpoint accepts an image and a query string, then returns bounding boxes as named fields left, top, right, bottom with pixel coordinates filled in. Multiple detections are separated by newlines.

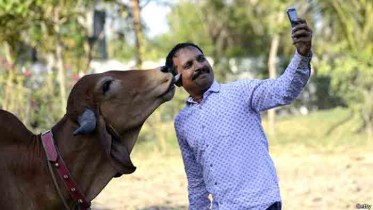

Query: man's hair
left=165, top=43, right=204, bottom=76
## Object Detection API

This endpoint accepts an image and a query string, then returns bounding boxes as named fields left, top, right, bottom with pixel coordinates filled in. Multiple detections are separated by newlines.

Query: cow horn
left=73, top=109, right=96, bottom=136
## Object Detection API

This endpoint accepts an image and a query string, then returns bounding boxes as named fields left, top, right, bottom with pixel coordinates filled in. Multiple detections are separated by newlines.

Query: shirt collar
left=186, top=81, right=221, bottom=104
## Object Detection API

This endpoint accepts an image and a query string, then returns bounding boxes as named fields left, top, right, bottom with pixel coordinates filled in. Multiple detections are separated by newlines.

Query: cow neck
left=41, top=130, right=91, bottom=210
left=103, top=122, right=141, bottom=177
left=46, top=116, right=117, bottom=208
left=105, top=124, right=123, bottom=178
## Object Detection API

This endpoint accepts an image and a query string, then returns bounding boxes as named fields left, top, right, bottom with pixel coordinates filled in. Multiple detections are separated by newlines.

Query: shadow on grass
left=138, top=205, right=187, bottom=210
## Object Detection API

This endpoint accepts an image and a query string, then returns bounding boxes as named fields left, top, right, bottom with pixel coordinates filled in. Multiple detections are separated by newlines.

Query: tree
left=29, top=0, right=94, bottom=114
left=158, top=0, right=311, bottom=136
left=0, top=0, right=98, bottom=131
left=131, top=0, right=145, bottom=67
left=314, top=0, right=373, bottom=139
left=0, top=0, right=41, bottom=116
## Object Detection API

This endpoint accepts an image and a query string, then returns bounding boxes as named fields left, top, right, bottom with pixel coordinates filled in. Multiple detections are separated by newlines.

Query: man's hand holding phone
left=287, top=8, right=313, bottom=56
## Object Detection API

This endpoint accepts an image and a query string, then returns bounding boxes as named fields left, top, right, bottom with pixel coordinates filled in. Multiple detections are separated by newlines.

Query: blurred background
left=0, top=0, right=372, bottom=209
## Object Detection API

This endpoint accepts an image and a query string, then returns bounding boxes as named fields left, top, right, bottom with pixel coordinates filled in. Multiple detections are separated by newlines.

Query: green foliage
left=26, top=73, right=65, bottom=133
left=313, top=0, right=373, bottom=135
left=266, top=108, right=371, bottom=148
left=108, top=39, right=137, bottom=62
left=136, top=108, right=372, bottom=155
left=150, top=0, right=314, bottom=81
left=1, top=0, right=373, bottom=140
left=0, top=62, right=70, bottom=133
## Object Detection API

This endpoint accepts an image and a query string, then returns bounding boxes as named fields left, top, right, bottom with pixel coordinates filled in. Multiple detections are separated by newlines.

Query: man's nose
left=195, top=61, right=204, bottom=70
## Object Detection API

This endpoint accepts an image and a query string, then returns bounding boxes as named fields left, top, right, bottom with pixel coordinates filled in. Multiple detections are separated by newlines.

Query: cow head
left=66, top=66, right=175, bottom=176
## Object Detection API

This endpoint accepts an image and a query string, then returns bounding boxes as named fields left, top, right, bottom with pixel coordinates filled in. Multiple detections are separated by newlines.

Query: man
left=166, top=18, right=312, bottom=210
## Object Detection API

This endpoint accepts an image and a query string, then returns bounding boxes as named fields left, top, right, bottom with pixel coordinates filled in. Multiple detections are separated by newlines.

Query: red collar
left=41, top=130, right=91, bottom=210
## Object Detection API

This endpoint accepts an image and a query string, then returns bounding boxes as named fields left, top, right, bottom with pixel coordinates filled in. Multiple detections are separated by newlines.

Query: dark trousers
left=266, top=202, right=282, bottom=210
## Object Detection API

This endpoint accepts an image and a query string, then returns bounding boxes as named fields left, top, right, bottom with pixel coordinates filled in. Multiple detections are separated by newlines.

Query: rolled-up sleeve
left=174, top=116, right=210, bottom=210
left=242, top=51, right=312, bottom=112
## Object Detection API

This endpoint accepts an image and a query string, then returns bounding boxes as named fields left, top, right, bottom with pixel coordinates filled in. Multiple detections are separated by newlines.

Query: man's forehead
left=174, top=46, right=202, bottom=62
left=177, top=46, right=202, bottom=56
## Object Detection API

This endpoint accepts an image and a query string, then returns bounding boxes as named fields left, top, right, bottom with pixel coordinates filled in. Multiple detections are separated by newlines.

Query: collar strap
left=41, top=130, right=91, bottom=210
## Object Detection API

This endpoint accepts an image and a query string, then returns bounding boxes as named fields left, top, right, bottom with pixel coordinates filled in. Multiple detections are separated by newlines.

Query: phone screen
left=288, top=9, right=298, bottom=20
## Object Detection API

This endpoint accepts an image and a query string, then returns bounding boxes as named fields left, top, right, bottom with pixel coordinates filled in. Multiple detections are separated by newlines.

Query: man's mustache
left=192, top=66, right=210, bottom=80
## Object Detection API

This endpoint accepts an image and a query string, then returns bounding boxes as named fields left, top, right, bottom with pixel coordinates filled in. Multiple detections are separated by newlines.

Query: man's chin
left=199, top=78, right=214, bottom=92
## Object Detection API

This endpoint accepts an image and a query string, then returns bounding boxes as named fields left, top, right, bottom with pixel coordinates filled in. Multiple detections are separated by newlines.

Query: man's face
left=173, top=46, right=214, bottom=95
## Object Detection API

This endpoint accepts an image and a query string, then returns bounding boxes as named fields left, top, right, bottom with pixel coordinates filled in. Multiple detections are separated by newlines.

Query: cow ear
left=73, top=109, right=97, bottom=136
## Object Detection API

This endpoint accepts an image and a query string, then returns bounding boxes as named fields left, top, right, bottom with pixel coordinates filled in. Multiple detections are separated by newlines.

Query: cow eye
left=102, top=80, right=112, bottom=94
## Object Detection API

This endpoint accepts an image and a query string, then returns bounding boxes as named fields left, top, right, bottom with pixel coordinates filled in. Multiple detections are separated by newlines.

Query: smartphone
left=287, top=8, right=299, bottom=27
left=174, top=73, right=182, bottom=87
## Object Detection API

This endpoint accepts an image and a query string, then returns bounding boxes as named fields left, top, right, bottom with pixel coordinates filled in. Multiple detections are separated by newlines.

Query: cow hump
left=0, top=110, right=34, bottom=145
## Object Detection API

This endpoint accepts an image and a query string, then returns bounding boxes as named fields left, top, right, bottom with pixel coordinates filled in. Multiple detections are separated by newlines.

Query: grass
left=92, top=107, right=373, bottom=210
left=133, top=107, right=371, bottom=157
left=264, top=107, right=372, bottom=154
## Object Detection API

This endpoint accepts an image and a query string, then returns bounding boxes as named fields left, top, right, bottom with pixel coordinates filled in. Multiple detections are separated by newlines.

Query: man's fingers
left=293, top=18, right=307, bottom=27
left=292, top=23, right=312, bottom=33
left=294, top=18, right=306, bottom=24
left=292, top=37, right=312, bottom=44
left=292, top=29, right=312, bottom=38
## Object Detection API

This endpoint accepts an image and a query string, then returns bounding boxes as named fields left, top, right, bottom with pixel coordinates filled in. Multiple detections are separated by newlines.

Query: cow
left=0, top=66, right=176, bottom=210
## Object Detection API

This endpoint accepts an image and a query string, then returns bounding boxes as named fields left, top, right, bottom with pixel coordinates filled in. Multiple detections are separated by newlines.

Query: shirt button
left=215, top=182, right=218, bottom=185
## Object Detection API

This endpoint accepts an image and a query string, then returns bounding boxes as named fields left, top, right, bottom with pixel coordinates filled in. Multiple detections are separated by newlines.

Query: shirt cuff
left=295, top=50, right=313, bottom=59
left=293, top=50, right=312, bottom=70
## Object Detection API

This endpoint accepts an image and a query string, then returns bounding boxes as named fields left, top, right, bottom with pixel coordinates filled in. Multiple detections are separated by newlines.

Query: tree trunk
left=267, top=33, right=280, bottom=137
left=131, top=0, right=144, bottom=68
left=80, top=9, right=106, bottom=74
left=80, top=10, right=94, bottom=74
left=54, top=7, right=67, bottom=114
left=56, top=45, right=67, bottom=114
left=267, top=13, right=284, bottom=138
left=2, top=42, right=15, bottom=111
left=94, top=10, right=107, bottom=60
left=362, top=90, right=373, bottom=141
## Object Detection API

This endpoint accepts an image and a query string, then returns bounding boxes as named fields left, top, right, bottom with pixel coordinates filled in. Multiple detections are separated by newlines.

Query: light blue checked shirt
left=174, top=52, right=312, bottom=210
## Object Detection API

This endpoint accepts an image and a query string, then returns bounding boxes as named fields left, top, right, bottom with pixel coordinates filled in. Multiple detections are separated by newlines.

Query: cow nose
left=160, top=66, right=170, bottom=73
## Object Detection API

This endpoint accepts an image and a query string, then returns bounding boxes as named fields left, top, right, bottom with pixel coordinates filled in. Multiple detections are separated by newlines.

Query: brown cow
left=0, top=67, right=176, bottom=210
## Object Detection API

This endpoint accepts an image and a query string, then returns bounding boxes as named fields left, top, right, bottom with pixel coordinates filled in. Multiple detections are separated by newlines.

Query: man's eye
left=198, top=57, right=205, bottom=62
left=184, top=62, right=192, bottom=69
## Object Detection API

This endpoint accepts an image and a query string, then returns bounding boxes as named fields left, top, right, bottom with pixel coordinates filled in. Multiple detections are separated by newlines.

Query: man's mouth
left=192, top=67, right=210, bottom=80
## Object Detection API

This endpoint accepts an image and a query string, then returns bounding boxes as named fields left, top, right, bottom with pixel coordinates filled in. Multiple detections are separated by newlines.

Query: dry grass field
left=92, top=109, right=373, bottom=210
left=91, top=146, right=373, bottom=210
